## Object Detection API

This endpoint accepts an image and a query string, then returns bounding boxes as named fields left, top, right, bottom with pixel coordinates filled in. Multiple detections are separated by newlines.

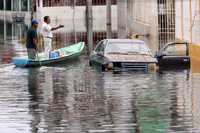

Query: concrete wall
left=189, top=43, right=200, bottom=73
left=176, top=0, right=200, bottom=43
left=176, top=0, right=200, bottom=72
left=130, top=0, right=159, bottom=53
left=36, top=6, right=117, bottom=33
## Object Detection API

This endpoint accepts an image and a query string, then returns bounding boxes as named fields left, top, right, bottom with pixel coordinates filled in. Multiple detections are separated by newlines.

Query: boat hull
left=12, top=42, right=85, bottom=67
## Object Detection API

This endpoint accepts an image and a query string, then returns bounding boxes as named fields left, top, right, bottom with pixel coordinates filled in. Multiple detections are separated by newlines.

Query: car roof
left=105, top=39, right=145, bottom=44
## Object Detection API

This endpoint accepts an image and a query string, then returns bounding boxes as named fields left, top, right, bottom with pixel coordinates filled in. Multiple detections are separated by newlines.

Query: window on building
left=0, top=0, right=3, bottom=10
left=21, top=0, right=28, bottom=11
left=6, top=0, right=11, bottom=10
left=0, top=0, right=11, bottom=10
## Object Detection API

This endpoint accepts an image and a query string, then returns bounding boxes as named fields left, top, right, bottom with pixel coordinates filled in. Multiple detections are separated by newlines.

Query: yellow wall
left=189, top=44, right=200, bottom=73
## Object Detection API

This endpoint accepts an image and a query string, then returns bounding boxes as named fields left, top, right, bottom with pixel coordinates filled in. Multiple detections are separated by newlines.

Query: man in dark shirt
left=26, top=19, right=38, bottom=60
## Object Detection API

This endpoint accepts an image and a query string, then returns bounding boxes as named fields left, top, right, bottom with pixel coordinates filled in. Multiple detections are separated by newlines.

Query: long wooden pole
left=86, top=0, right=93, bottom=54
left=106, top=0, right=112, bottom=38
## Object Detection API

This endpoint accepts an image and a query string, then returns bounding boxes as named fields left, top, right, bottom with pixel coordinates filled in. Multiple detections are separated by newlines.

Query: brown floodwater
left=1, top=21, right=200, bottom=133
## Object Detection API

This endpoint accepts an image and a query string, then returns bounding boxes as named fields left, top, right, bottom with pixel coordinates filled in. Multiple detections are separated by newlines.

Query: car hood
left=105, top=54, right=157, bottom=63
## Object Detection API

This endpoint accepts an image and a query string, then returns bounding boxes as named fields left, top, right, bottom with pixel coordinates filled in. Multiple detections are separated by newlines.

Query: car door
left=159, top=43, right=189, bottom=66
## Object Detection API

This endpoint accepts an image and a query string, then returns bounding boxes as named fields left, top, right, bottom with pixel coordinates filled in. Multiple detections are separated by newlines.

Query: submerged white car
left=89, top=39, right=157, bottom=71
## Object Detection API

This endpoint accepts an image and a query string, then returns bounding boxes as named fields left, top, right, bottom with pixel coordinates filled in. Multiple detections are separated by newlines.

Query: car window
left=105, top=42, right=151, bottom=55
left=164, top=43, right=187, bottom=56
left=95, top=41, right=105, bottom=53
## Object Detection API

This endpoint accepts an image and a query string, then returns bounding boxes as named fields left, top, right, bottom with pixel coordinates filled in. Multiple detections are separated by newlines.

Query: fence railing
left=43, top=0, right=117, bottom=7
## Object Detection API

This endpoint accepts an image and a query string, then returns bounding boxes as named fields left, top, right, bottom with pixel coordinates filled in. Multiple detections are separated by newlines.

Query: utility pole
left=86, top=0, right=93, bottom=54
left=117, top=0, right=128, bottom=38
left=3, top=0, right=6, bottom=42
left=106, top=0, right=112, bottom=38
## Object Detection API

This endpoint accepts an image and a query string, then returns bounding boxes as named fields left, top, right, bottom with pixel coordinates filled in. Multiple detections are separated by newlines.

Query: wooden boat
left=12, top=42, right=85, bottom=67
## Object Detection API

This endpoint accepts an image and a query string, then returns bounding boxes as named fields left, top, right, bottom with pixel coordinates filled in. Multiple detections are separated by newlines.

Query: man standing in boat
left=41, top=16, right=64, bottom=59
left=26, top=19, right=39, bottom=60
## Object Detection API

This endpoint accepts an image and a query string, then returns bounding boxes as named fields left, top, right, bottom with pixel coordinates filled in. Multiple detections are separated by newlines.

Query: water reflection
left=28, top=68, right=200, bottom=133
left=0, top=54, right=200, bottom=132
left=1, top=16, right=200, bottom=133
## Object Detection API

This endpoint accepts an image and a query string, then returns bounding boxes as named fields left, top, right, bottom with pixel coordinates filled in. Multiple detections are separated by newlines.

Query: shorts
left=27, top=48, right=36, bottom=60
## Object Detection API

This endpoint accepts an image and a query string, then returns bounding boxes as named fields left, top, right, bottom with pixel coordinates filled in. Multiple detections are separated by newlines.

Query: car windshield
left=105, top=42, right=151, bottom=55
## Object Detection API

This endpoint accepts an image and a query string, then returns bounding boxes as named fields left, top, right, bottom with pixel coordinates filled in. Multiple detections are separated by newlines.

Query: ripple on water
left=0, top=55, right=200, bottom=132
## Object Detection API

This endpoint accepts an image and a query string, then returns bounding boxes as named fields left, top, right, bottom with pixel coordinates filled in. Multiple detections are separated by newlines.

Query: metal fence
left=158, top=0, right=175, bottom=49
left=43, top=0, right=117, bottom=7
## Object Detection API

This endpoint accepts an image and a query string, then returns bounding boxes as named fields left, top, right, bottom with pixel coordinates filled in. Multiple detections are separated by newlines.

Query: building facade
left=35, top=0, right=118, bottom=45
left=0, top=0, right=32, bottom=42
left=36, top=0, right=117, bottom=32
left=0, top=0, right=117, bottom=44
left=175, top=0, right=200, bottom=44
left=130, top=0, right=175, bottom=53
left=175, top=0, right=200, bottom=71
left=0, top=0, right=32, bottom=23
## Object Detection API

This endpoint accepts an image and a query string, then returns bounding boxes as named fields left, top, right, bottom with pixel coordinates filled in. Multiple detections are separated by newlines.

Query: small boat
left=12, top=42, right=85, bottom=67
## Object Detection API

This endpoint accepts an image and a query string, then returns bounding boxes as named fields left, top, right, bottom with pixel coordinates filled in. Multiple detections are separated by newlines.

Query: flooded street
left=0, top=41, right=200, bottom=133
left=0, top=6, right=200, bottom=133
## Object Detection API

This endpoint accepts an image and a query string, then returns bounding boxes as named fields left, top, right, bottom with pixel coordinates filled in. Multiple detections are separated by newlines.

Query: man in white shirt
left=41, top=16, right=64, bottom=58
